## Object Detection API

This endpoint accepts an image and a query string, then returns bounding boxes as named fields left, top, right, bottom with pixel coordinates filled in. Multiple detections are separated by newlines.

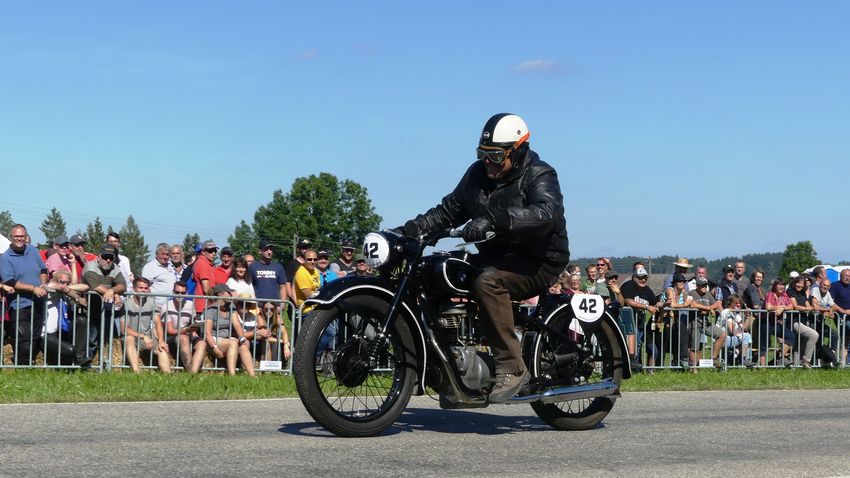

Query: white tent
left=0, top=233, right=9, bottom=254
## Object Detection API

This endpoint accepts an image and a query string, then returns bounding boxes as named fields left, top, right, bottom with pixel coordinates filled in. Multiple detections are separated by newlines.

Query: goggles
left=476, top=147, right=510, bottom=165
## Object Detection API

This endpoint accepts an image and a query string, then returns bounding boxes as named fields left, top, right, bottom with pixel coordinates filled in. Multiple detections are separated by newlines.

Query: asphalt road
left=2, top=390, right=850, bottom=478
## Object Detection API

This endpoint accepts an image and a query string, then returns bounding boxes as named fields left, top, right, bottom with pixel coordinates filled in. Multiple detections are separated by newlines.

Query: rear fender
left=305, top=275, right=429, bottom=393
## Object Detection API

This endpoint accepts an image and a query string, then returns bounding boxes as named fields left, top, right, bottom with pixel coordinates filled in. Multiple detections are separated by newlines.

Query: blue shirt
left=249, top=260, right=287, bottom=301
left=830, top=281, right=850, bottom=310
left=0, top=245, right=47, bottom=309
left=319, top=269, right=338, bottom=287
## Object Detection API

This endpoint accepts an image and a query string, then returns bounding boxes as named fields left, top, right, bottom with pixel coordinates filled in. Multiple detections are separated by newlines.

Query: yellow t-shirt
left=294, top=266, right=321, bottom=307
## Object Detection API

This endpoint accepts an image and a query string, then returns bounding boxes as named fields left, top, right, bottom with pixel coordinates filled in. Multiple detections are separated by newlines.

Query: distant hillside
left=572, top=252, right=785, bottom=284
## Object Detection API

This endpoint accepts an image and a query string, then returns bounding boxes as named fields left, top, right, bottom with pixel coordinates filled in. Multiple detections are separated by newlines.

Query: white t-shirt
left=811, top=287, right=834, bottom=309
left=226, top=278, right=256, bottom=298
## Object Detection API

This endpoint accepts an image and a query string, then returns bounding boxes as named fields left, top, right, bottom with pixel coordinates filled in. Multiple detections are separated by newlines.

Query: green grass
left=2, top=367, right=849, bottom=404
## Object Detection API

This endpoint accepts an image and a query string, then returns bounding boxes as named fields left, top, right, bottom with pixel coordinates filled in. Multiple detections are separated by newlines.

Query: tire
left=530, top=314, right=624, bottom=431
left=292, top=294, right=416, bottom=437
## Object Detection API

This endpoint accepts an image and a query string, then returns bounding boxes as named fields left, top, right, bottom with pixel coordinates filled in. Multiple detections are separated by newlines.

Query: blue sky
left=2, top=1, right=848, bottom=263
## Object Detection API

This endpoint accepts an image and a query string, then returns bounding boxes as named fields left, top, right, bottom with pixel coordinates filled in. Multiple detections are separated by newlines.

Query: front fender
left=304, top=275, right=430, bottom=393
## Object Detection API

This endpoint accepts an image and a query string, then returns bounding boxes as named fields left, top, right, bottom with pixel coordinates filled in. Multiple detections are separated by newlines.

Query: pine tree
left=227, top=220, right=257, bottom=256
left=182, top=233, right=201, bottom=257
left=119, top=215, right=149, bottom=277
left=0, top=210, right=14, bottom=237
left=83, top=217, right=107, bottom=253
left=39, top=207, right=67, bottom=245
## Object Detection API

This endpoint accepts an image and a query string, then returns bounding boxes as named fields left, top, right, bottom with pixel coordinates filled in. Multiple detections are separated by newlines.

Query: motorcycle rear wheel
left=530, top=314, right=624, bottom=431
left=293, top=294, right=416, bottom=437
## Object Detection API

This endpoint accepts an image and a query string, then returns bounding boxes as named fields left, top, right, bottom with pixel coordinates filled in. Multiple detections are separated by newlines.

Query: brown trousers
left=470, top=259, right=559, bottom=375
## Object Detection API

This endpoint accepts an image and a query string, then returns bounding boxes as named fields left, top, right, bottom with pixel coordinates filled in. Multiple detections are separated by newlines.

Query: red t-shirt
left=192, top=255, right=216, bottom=313
left=213, top=266, right=231, bottom=286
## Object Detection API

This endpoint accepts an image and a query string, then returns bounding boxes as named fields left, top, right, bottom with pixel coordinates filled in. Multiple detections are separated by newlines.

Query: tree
left=182, top=233, right=201, bottom=257
left=83, top=217, right=107, bottom=253
left=779, top=241, right=819, bottom=278
left=252, top=173, right=382, bottom=261
left=119, top=215, right=149, bottom=277
left=227, top=220, right=257, bottom=257
left=0, top=210, right=14, bottom=237
left=39, top=207, right=67, bottom=245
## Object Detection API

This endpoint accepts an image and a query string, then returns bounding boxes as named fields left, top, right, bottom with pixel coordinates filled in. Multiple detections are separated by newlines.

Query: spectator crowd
left=3, top=222, right=849, bottom=375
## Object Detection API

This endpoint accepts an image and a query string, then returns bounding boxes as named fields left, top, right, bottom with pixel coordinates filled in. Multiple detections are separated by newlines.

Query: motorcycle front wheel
left=530, top=314, right=624, bottom=430
left=293, top=294, right=416, bottom=437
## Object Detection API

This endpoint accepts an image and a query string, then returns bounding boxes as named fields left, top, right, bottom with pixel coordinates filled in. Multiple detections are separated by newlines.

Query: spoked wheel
left=293, top=295, right=416, bottom=437
left=530, top=314, right=624, bottom=430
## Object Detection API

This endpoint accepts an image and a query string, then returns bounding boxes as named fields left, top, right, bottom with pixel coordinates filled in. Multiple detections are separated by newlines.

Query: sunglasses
left=100, top=254, right=115, bottom=261
left=56, top=280, right=71, bottom=285
left=476, top=147, right=510, bottom=165
left=205, top=248, right=218, bottom=253
left=305, top=258, right=318, bottom=262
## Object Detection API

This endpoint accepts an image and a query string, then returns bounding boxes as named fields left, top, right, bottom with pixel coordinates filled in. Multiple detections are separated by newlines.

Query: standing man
left=141, top=243, right=176, bottom=307
left=106, top=232, right=134, bottom=292
left=169, top=244, right=189, bottom=283
left=249, top=240, right=288, bottom=305
left=330, top=244, right=356, bottom=278
left=733, top=260, right=748, bottom=295
left=214, top=246, right=235, bottom=284
left=830, top=269, right=850, bottom=364
left=715, top=265, right=739, bottom=304
left=316, top=249, right=338, bottom=287
left=398, top=113, right=569, bottom=402
left=81, top=243, right=127, bottom=361
left=285, top=239, right=311, bottom=302
left=620, top=267, right=662, bottom=369
left=192, top=240, right=219, bottom=314
left=0, top=224, right=48, bottom=365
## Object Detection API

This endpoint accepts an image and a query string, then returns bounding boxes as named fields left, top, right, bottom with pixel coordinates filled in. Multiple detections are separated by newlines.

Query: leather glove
left=462, top=217, right=494, bottom=242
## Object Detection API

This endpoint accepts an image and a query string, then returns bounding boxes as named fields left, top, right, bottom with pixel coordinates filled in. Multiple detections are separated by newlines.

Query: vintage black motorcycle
left=293, top=229, right=631, bottom=437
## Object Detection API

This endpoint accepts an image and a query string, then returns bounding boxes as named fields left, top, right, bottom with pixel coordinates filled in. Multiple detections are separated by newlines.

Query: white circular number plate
left=570, top=294, right=604, bottom=322
left=362, top=232, right=390, bottom=268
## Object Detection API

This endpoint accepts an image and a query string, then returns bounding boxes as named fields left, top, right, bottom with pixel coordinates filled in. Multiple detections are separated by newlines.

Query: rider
left=398, top=113, right=569, bottom=403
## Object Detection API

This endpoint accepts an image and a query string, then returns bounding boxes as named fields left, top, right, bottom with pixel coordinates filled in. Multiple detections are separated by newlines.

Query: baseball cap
left=604, top=270, right=619, bottom=280
left=259, top=239, right=275, bottom=250
left=634, top=267, right=648, bottom=277
left=212, top=284, right=234, bottom=295
left=53, top=234, right=70, bottom=245
left=297, top=239, right=311, bottom=249
left=355, top=254, right=367, bottom=263
left=695, top=277, right=709, bottom=286
left=341, top=243, right=355, bottom=251
left=220, top=246, right=234, bottom=256
left=202, top=240, right=218, bottom=250
left=317, top=250, right=329, bottom=258
left=69, top=234, right=86, bottom=245
left=723, top=264, right=734, bottom=274
left=789, top=271, right=799, bottom=279
left=99, top=244, right=118, bottom=256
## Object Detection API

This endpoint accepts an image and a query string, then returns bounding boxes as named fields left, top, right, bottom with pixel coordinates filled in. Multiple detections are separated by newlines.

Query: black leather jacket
left=408, top=149, right=569, bottom=267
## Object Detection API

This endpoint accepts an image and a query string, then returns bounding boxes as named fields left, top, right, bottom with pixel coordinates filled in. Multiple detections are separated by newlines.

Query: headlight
left=362, top=232, right=392, bottom=269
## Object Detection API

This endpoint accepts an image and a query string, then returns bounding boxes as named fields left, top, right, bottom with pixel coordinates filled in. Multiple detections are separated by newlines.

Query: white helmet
left=479, top=113, right=530, bottom=149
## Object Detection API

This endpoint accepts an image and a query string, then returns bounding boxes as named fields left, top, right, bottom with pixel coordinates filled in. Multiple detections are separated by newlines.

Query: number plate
left=570, top=294, right=604, bottom=322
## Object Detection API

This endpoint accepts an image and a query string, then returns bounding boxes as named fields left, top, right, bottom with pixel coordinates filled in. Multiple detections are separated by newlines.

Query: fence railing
left=615, top=306, right=848, bottom=370
left=1, top=290, right=298, bottom=374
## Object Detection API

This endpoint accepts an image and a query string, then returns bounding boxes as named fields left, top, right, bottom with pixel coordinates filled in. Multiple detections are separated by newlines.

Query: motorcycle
left=293, top=228, right=632, bottom=437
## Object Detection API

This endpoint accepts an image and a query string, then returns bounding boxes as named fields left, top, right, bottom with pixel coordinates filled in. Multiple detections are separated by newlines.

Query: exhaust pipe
left=507, top=379, right=620, bottom=405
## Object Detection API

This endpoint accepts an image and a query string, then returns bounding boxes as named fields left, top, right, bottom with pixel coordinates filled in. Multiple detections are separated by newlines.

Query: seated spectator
left=235, top=292, right=269, bottom=364
left=203, top=284, right=254, bottom=376
left=122, top=277, right=171, bottom=373
left=717, top=294, right=755, bottom=367
left=260, top=301, right=291, bottom=363
left=161, top=280, right=205, bottom=373
left=688, top=276, right=726, bottom=368
left=42, top=270, right=91, bottom=367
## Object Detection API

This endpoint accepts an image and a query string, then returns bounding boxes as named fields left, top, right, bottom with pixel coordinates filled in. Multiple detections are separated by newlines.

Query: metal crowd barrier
left=615, top=306, right=848, bottom=370
left=1, top=289, right=298, bottom=374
